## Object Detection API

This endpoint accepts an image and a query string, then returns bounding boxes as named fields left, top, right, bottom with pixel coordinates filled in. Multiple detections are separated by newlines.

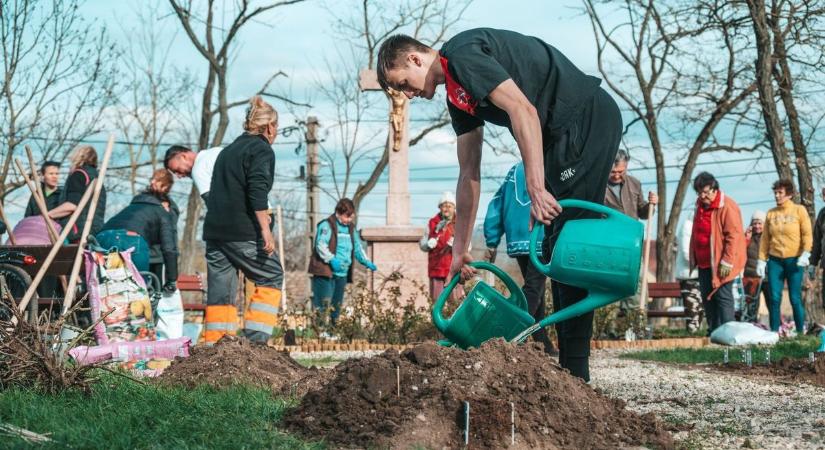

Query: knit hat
left=751, top=210, right=766, bottom=223
left=439, top=191, right=456, bottom=206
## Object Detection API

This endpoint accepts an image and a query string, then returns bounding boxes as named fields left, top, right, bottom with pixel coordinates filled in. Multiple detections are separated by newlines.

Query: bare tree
left=168, top=0, right=307, bottom=272
left=318, top=0, right=468, bottom=212
left=585, top=0, right=758, bottom=280
left=746, top=0, right=825, bottom=217
left=0, top=0, right=117, bottom=200
left=113, top=2, right=195, bottom=195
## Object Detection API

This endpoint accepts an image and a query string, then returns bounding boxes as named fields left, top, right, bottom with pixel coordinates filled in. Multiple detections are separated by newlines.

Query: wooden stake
left=61, top=134, right=115, bottom=315
left=14, top=158, right=58, bottom=243
left=639, top=203, right=656, bottom=321
left=15, top=157, right=70, bottom=292
left=276, top=205, right=287, bottom=309
left=25, top=146, right=58, bottom=242
left=15, top=184, right=95, bottom=316
left=0, top=201, right=16, bottom=245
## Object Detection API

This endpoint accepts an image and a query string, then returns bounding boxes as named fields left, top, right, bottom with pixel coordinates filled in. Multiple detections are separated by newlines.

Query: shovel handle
left=432, top=261, right=527, bottom=331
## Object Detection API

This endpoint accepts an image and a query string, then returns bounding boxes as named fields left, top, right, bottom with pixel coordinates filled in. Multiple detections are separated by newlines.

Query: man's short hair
left=693, top=171, right=719, bottom=193
left=376, top=34, right=431, bottom=91
left=772, top=178, right=796, bottom=195
left=614, top=150, right=629, bottom=165
left=335, top=198, right=356, bottom=216
left=163, top=145, right=192, bottom=169
left=40, top=160, right=60, bottom=174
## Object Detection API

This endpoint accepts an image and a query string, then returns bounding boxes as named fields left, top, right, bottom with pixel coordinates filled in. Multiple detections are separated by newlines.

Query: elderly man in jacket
left=603, top=150, right=658, bottom=313
left=689, top=172, right=746, bottom=333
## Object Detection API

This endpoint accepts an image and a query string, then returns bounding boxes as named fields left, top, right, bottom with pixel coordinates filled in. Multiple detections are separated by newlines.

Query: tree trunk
left=770, top=6, right=814, bottom=217
left=747, top=0, right=794, bottom=181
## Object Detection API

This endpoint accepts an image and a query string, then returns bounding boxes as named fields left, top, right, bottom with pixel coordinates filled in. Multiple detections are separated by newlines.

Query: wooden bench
left=646, top=281, right=689, bottom=318
left=178, top=273, right=206, bottom=311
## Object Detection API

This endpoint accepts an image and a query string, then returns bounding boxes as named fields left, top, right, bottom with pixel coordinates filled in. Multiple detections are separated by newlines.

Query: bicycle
left=0, top=249, right=38, bottom=323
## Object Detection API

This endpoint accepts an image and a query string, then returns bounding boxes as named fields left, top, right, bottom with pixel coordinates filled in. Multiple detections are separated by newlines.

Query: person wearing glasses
left=689, top=172, right=746, bottom=333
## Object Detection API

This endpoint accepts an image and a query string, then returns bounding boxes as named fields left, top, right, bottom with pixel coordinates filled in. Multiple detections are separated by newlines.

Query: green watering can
left=512, top=199, right=643, bottom=342
left=432, top=261, right=535, bottom=349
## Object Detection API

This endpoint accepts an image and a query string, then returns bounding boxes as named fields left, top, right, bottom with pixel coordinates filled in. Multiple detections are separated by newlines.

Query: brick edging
left=266, top=337, right=710, bottom=353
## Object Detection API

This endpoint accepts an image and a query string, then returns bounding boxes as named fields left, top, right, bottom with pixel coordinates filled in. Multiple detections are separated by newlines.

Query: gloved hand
left=484, top=247, right=497, bottom=263
left=808, top=265, right=817, bottom=279
left=365, top=261, right=377, bottom=272
left=427, top=238, right=438, bottom=249
left=162, top=281, right=177, bottom=294
left=447, top=236, right=454, bottom=247
left=718, top=262, right=732, bottom=279
left=329, top=257, right=343, bottom=273
left=798, top=251, right=811, bottom=267
left=756, top=260, right=767, bottom=278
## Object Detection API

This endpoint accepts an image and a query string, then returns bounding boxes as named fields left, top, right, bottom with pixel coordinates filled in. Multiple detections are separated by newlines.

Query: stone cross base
left=360, top=225, right=430, bottom=310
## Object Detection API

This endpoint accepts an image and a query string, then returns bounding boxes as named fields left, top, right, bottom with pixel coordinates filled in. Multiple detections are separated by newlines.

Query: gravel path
left=590, top=351, right=825, bottom=449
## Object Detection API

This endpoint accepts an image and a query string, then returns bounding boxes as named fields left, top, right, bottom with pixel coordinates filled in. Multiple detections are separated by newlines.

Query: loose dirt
left=157, top=335, right=326, bottom=396
left=284, top=339, right=675, bottom=449
left=717, top=356, right=825, bottom=388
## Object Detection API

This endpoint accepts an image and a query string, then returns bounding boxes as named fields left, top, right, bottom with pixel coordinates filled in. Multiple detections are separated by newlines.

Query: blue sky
left=7, top=0, right=820, bottom=235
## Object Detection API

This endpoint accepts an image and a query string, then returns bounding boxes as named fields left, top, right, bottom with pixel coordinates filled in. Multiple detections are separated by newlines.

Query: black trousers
left=542, top=88, right=622, bottom=382
left=515, top=255, right=554, bottom=353
left=698, top=268, right=735, bottom=333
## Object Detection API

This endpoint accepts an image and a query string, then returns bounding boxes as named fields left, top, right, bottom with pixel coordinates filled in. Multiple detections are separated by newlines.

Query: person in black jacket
left=810, top=187, right=825, bottom=308
left=201, top=95, right=283, bottom=345
left=48, top=145, right=106, bottom=243
left=148, top=197, right=179, bottom=286
left=96, top=169, right=178, bottom=292
left=24, top=161, right=62, bottom=217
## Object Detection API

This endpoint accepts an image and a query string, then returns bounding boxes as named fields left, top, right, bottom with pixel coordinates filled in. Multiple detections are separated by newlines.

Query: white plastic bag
left=155, top=289, right=184, bottom=340
left=710, top=321, right=779, bottom=346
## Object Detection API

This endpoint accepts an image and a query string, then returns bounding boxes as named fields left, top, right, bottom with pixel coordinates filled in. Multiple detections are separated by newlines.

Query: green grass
left=621, top=335, right=820, bottom=365
left=0, top=373, right=324, bottom=449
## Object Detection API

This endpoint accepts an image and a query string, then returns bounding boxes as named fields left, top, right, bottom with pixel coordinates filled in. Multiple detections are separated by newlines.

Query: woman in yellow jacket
left=757, top=179, right=812, bottom=332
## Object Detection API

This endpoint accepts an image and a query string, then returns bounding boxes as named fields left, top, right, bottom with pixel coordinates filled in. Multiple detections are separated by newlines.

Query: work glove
left=162, top=281, right=177, bottom=294
left=485, top=247, right=497, bottom=263
left=447, top=236, right=454, bottom=247
left=427, top=238, right=438, bottom=249
left=808, top=265, right=817, bottom=279
left=718, top=261, right=732, bottom=279
left=798, top=251, right=811, bottom=267
left=329, top=258, right=343, bottom=273
left=756, top=260, right=767, bottom=278
left=365, top=261, right=377, bottom=272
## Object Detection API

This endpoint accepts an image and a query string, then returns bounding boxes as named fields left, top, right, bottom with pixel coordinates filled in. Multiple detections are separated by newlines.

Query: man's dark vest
left=307, top=215, right=356, bottom=282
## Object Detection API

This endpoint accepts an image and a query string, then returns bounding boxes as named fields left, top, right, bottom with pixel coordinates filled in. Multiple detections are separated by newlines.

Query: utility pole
left=305, top=117, right=320, bottom=277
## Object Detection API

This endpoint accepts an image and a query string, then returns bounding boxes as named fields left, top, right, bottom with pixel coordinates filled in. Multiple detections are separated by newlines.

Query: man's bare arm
left=449, top=126, right=483, bottom=282
left=488, top=79, right=561, bottom=225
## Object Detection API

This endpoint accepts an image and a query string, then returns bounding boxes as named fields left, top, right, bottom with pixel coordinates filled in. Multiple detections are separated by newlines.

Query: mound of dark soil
left=157, top=335, right=326, bottom=395
left=284, top=339, right=674, bottom=449
left=719, top=355, right=825, bottom=388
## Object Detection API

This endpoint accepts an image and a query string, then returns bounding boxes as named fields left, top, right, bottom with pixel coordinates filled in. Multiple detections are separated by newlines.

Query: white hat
left=439, top=191, right=456, bottom=206
left=751, top=210, right=766, bottom=223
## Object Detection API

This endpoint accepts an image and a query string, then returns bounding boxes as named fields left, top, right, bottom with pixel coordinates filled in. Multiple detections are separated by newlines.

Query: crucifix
left=359, top=68, right=411, bottom=227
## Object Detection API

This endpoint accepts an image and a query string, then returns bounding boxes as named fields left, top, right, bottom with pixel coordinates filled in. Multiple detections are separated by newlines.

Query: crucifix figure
left=359, top=68, right=411, bottom=226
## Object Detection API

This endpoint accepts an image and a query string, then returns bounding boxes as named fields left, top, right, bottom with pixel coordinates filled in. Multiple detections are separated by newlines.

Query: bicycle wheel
left=0, top=263, right=37, bottom=323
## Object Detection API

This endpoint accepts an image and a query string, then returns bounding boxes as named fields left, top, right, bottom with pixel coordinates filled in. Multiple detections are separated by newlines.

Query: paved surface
left=591, top=351, right=825, bottom=449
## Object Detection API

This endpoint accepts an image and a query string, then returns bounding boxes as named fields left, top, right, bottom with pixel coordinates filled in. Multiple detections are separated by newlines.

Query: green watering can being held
left=432, top=199, right=643, bottom=349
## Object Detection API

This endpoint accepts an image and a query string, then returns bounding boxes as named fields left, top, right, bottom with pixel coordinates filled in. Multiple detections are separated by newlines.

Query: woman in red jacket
left=420, top=192, right=456, bottom=300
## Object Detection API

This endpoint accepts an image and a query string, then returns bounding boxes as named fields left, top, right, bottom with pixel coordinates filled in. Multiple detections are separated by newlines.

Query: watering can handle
left=529, top=199, right=622, bottom=276
left=432, top=261, right=527, bottom=331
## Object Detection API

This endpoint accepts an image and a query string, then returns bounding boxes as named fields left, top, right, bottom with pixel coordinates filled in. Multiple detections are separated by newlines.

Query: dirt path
left=590, top=351, right=825, bottom=449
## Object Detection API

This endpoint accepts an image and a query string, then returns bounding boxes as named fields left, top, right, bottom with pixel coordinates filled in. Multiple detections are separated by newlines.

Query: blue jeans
left=95, top=229, right=150, bottom=272
left=311, top=275, right=347, bottom=325
left=767, top=256, right=805, bottom=332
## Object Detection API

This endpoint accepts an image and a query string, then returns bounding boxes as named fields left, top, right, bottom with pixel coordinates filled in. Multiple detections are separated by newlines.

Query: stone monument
left=358, top=69, right=429, bottom=308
